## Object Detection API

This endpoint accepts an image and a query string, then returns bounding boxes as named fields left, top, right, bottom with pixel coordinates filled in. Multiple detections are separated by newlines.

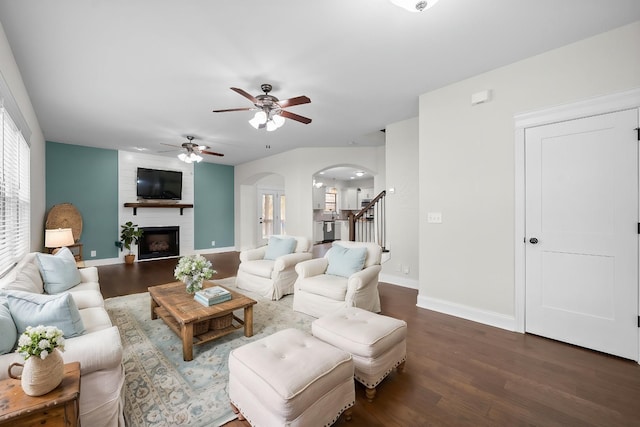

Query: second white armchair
left=292, top=241, right=382, bottom=318
left=235, top=235, right=313, bottom=300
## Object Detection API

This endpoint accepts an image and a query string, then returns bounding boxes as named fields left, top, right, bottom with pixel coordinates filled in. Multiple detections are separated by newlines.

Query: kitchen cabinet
left=312, top=187, right=325, bottom=210
left=360, top=187, right=374, bottom=200
left=341, top=188, right=359, bottom=210
left=314, top=221, right=324, bottom=243
left=336, top=220, right=349, bottom=241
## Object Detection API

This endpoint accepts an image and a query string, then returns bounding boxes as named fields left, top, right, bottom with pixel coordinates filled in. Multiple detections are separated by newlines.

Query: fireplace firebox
left=139, top=226, right=179, bottom=260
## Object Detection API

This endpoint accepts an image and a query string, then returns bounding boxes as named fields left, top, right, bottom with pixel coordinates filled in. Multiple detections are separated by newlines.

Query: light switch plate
left=427, top=212, right=442, bottom=223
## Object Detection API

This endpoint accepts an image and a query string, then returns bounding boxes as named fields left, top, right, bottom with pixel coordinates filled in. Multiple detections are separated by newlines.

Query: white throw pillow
left=3, top=262, right=44, bottom=294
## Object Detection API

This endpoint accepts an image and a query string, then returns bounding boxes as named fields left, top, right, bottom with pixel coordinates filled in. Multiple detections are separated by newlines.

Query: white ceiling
left=1, top=1, right=639, bottom=167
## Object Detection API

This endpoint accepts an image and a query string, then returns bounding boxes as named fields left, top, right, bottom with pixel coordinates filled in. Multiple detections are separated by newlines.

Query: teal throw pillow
left=264, top=236, right=297, bottom=260
left=326, top=245, right=367, bottom=278
left=0, top=298, right=17, bottom=354
left=36, top=247, right=82, bottom=294
left=6, top=290, right=85, bottom=338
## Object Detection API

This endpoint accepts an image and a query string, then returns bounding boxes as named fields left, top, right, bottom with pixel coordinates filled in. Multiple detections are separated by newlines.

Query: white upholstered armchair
left=292, top=241, right=382, bottom=318
left=235, top=235, right=312, bottom=300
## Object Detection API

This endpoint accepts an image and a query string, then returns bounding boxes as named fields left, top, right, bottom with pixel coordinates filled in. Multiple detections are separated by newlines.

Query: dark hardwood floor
left=98, top=247, right=640, bottom=426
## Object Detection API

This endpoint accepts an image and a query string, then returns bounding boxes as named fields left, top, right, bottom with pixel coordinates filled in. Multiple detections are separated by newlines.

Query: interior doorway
left=524, top=109, right=638, bottom=360
left=258, top=188, right=285, bottom=246
left=515, top=89, right=640, bottom=361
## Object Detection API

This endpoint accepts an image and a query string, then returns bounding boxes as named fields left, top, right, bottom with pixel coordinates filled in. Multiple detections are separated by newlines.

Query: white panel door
left=525, top=109, right=638, bottom=360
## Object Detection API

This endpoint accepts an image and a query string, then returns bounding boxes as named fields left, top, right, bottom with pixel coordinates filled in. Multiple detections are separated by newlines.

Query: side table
left=0, top=362, right=81, bottom=426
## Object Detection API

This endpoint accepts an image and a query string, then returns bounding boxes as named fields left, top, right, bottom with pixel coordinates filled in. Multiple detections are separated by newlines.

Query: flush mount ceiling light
left=390, top=0, right=440, bottom=12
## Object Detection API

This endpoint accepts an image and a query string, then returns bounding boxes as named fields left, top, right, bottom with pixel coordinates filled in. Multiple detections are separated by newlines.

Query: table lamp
left=45, top=228, right=75, bottom=254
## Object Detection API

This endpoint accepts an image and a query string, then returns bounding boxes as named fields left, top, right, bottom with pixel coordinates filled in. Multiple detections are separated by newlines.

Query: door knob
left=529, top=237, right=539, bottom=244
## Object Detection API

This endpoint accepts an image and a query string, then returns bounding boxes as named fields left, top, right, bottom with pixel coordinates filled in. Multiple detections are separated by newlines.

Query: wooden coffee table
left=149, top=281, right=257, bottom=361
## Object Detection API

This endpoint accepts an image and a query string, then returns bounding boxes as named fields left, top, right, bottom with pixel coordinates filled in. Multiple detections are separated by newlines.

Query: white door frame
left=514, top=88, right=640, bottom=360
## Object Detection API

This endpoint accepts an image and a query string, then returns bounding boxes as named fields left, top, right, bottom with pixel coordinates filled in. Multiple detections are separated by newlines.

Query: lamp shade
left=45, top=228, right=75, bottom=248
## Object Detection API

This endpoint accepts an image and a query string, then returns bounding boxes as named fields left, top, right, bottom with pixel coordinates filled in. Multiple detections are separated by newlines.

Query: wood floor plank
left=97, top=246, right=640, bottom=426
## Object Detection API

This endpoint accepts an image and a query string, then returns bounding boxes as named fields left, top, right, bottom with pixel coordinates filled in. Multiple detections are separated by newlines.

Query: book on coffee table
left=194, top=286, right=232, bottom=306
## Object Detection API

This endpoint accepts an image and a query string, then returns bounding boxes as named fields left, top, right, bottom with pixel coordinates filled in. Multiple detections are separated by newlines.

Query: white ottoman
left=312, top=307, right=407, bottom=401
left=228, top=328, right=355, bottom=426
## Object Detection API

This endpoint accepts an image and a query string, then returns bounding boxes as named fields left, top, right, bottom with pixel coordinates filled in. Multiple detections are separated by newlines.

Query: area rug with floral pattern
left=104, top=278, right=314, bottom=427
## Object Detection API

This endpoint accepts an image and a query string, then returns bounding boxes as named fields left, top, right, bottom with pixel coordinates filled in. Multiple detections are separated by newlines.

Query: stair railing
left=348, top=190, right=386, bottom=251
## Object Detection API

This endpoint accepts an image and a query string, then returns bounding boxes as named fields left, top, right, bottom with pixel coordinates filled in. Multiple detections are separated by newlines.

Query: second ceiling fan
left=213, top=84, right=312, bottom=131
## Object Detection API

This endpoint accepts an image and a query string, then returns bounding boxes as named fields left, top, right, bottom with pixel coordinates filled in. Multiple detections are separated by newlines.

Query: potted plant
left=9, top=325, right=66, bottom=396
left=174, top=255, right=216, bottom=294
left=120, top=221, right=144, bottom=264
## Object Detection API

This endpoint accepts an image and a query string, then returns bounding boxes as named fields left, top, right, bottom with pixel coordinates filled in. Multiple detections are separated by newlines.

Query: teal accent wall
left=194, top=162, right=234, bottom=249
left=46, top=141, right=119, bottom=259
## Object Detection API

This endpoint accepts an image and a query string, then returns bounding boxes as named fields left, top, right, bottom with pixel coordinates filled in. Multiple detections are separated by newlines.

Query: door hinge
left=636, top=127, right=640, bottom=141
left=638, top=223, right=640, bottom=234
left=638, top=316, right=640, bottom=328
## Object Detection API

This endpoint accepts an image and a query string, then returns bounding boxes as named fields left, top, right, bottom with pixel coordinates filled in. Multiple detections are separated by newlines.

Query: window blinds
left=0, top=105, right=30, bottom=277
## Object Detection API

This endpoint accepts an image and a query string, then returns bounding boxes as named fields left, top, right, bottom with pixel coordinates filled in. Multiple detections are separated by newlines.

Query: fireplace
left=138, top=226, right=179, bottom=260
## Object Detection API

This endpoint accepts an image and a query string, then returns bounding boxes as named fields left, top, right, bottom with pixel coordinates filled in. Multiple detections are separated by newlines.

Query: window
left=324, top=189, right=337, bottom=213
left=0, top=105, right=30, bottom=277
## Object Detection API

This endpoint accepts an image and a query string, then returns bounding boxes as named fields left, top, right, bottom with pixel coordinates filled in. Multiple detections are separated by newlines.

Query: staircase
left=348, top=190, right=387, bottom=252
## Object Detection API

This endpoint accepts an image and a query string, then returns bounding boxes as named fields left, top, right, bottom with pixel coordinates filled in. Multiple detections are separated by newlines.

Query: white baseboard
left=83, top=247, right=236, bottom=267
left=379, top=273, right=419, bottom=289
left=194, top=246, right=236, bottom=255
left=417, top=294, right=517, bottom=332
left=83, top=257, right=121, bottom=267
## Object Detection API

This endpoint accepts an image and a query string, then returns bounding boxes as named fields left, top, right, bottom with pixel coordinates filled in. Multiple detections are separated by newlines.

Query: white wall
left=235, top=146, right=384, bottom=251
left=0, top=22, right=46, bottom=251
left=418, top=21, right=640, bottom=329
left=381, top=117, right=419, bottom=288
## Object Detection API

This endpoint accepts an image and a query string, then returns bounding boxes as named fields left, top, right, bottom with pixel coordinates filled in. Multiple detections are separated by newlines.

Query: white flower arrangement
left=174, top=254, right=216, bottom=293
left=16, top=325, right=65, bottom=360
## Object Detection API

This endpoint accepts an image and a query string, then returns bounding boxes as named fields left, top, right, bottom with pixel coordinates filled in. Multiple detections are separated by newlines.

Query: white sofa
left=236, top=235, right=313, bottom=300
left=292, top=240, right=382, bottom=318
left=0, top=250, right=125, bottom=427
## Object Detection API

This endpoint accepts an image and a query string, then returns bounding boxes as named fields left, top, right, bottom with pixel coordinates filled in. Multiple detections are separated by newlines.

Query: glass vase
left=185, top=277, right=203, bottom=294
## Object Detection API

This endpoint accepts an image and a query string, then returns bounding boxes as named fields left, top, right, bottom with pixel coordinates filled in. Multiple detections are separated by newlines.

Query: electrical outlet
left=427, top=212, right=442, bottom=223
left=403, top=266, right=410, bottom=274
left=90, top=250, right=96, bottom=257
left=211, top=241, right=216, bottom=247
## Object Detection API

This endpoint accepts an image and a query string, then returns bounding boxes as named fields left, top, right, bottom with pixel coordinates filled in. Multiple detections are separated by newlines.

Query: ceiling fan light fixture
left=272, top=114, right=285, bottom=128
left=390, top=0, right=439, bottom=12
left=249, top=110, right=268, bottom=129
left=178, top=150, right=203, bottom=163
left=266, top=120, right=278, bottom=132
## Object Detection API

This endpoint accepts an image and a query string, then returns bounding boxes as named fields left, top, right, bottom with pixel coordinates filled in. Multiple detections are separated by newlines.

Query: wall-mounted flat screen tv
left=136, top=168, right=183, bottom=200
